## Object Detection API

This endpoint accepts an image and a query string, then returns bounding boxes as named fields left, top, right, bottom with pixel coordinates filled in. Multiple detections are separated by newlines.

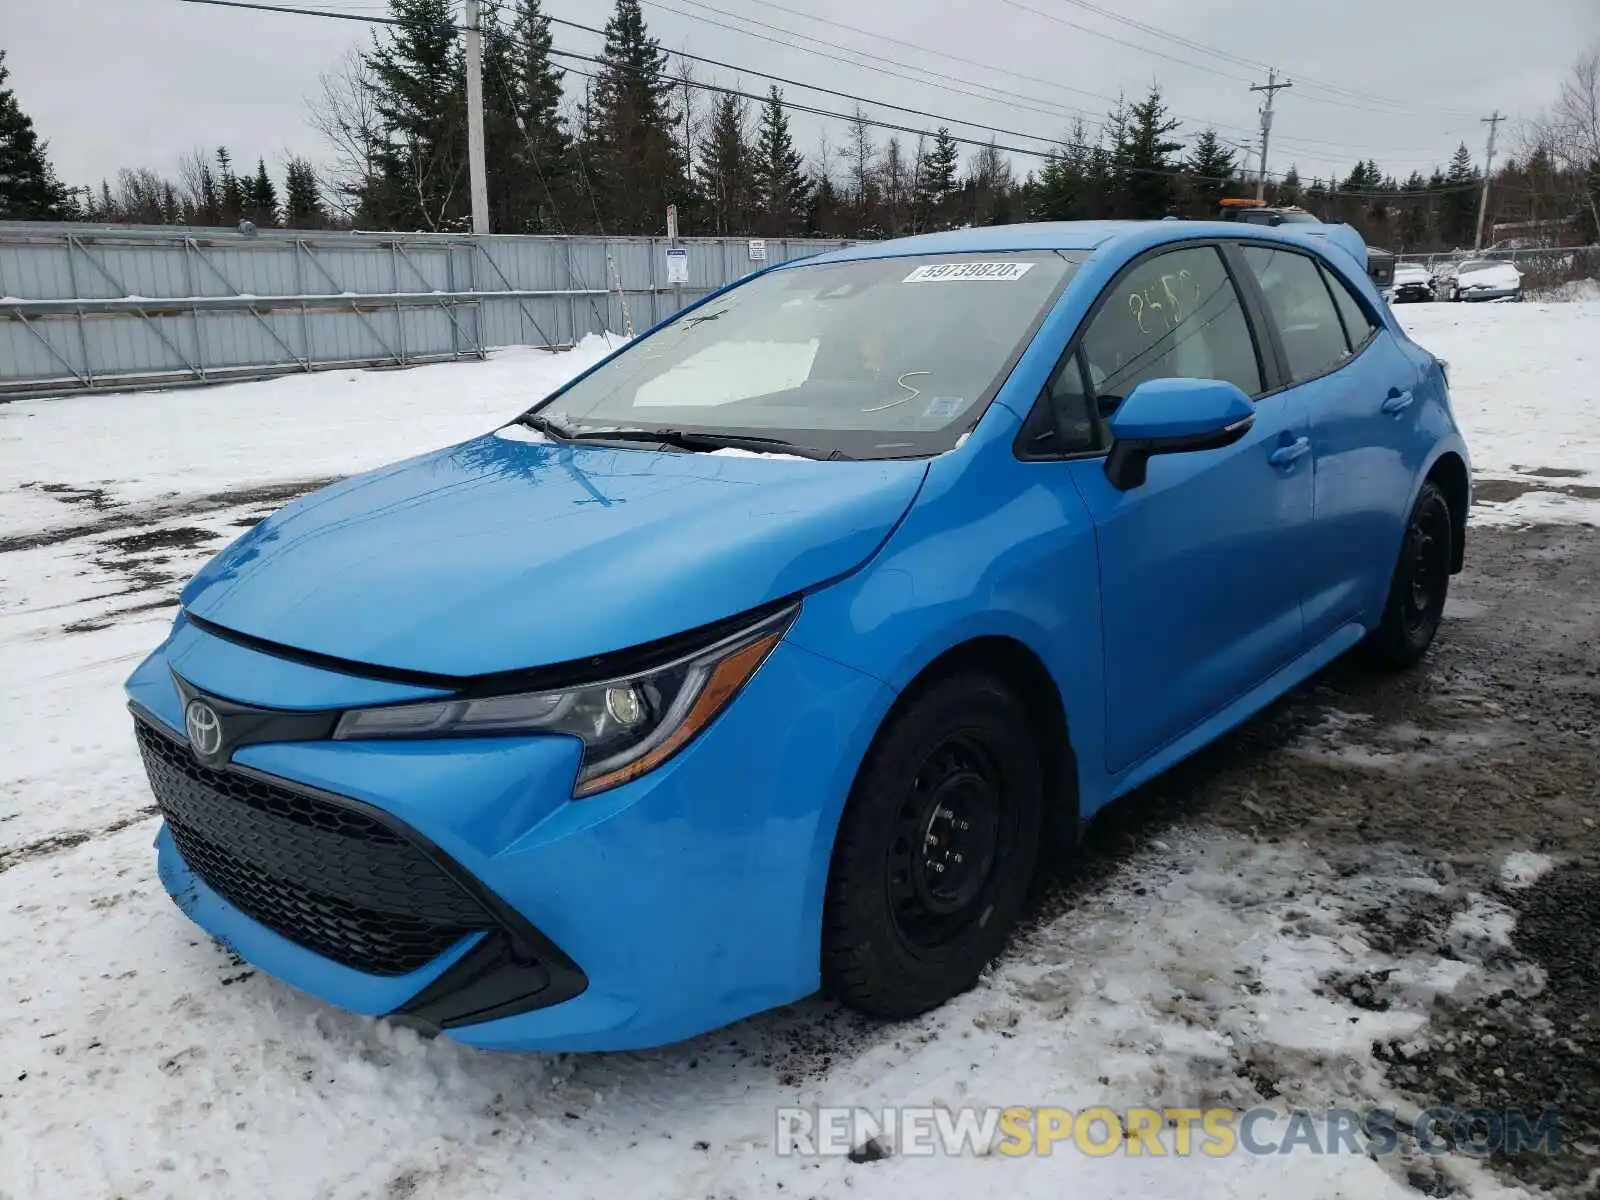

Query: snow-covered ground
left=1395, top=301, right=1600, bottom=526
left=2, top=304, right=1596, bottom=1200
left=0, top=336, right=622, bottom=541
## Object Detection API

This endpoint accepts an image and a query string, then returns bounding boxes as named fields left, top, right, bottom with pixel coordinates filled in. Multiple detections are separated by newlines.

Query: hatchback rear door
left=1235, top=243, right=1424, bottom=640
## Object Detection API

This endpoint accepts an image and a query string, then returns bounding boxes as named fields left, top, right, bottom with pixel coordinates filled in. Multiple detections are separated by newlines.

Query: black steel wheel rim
left=887, top=732, right=1005, bottom=951
left=1402, top=501, right=1450, bottom=636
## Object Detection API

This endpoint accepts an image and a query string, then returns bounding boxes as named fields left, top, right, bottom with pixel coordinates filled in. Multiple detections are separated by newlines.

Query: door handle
left=1381, top=389, right=1415, bottom=415
left=1269, top=437, right=1311, bottom=467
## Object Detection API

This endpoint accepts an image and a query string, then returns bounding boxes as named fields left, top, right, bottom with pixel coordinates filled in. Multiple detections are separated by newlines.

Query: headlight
left=334, top=604, right=797, bottom=796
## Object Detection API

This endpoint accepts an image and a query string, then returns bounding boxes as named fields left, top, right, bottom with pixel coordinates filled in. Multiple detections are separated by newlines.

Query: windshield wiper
left=516, top=411, right=578, bottom=439
left=565, top=427, right=851, bottom=461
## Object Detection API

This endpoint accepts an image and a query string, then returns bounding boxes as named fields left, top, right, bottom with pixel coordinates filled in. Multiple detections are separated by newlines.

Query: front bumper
left=130, top=614, right=894, bottom=1051
left=1457, top=285, right=1520, bottom=301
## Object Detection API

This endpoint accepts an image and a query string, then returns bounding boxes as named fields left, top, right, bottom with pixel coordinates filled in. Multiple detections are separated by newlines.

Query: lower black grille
left=136, top=717, right=489, bottom=976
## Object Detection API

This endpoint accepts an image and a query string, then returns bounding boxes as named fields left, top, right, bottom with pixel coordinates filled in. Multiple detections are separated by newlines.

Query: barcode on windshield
left=902, top=262, right=1035, bottom=283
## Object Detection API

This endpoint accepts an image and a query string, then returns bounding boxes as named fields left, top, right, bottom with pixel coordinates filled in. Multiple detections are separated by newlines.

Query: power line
left=172, top=0, right=1488, bottom=199
left=632, top=0, right=1451, bottom=165
left=1000, top=0, right=1256, bottom=84
left=1050, top=0, right=1484, bottom=120
left=631, top=0, right=1104, bottom=128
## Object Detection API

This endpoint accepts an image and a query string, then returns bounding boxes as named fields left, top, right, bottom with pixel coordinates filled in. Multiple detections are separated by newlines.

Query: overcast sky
left=4, top=0, right=1596, bottom=200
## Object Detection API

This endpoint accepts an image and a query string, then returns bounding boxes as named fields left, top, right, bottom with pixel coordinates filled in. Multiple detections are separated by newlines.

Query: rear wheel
left=822, top=673, right=1043, bottom=1018
left=1369, top=480, right=1453, bottom=670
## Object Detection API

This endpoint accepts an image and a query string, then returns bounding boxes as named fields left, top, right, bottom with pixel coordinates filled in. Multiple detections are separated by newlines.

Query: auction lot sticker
left=903, top=261, right=1035, bottom=283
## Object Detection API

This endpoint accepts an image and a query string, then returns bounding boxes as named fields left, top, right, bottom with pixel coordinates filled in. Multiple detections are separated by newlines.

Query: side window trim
left=1015, top=239, right=1276, bottom=463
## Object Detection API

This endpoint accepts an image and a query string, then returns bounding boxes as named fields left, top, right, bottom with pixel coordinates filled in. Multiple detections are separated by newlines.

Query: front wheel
left=822, top=673, right=1044, bottom=1018
left=1368, top=480, right=1454, bottom=670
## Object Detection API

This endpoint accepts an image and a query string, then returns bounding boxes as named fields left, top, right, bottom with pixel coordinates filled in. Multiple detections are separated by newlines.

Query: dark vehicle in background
left=1218, top=199, right=1397, bottom=289
left=1390, top=262, right=1436, bottom=303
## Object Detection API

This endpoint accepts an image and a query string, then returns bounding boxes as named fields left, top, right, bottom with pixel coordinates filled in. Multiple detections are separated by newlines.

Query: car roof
left=795, top=220, right=1357, bottom=266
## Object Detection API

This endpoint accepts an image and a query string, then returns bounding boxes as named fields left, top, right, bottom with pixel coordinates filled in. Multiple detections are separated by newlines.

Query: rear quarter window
left=1321, top=265, right=1380, bottom=352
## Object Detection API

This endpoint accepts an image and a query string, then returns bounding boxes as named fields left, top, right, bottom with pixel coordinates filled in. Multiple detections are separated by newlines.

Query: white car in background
left=1434, top=258, right=1524, bottom=302
left=1389, top=261, right=1435, bottom=303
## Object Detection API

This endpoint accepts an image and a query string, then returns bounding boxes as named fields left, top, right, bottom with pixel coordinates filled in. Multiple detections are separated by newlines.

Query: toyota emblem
left=184, top=699, right=224, bottom=761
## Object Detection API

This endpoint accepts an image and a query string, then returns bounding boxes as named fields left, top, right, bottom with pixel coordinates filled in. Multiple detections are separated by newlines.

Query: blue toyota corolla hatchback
left=128, top=221, right=1470, bottom=1051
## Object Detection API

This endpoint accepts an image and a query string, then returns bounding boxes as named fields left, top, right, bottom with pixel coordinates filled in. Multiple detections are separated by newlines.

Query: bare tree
left=1523, top=46, right=1600, bottom=239
left=673, top=59, right=701, bottom=183
left=306, top=47, right=383, bottom=222
left=111, top=168, right=176, bottom=223
left=881, top=136, right=909, bottom=234
left=1552, top=47, right=1600, bottom=235
left=837, top=105, right=879, bottom=216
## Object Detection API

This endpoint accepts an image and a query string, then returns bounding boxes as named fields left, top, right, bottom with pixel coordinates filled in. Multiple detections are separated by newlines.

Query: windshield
left=529, top=250, right=1082, bottom=459
left=1460, top=260, right=1504, bottom=272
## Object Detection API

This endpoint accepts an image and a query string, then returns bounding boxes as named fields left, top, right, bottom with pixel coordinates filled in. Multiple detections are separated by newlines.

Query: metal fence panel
left=0, top=224, right=852, bottom=399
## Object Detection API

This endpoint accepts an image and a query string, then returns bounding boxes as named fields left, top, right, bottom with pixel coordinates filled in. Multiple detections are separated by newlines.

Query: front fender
left=788, top=408, right=1111, bottom=821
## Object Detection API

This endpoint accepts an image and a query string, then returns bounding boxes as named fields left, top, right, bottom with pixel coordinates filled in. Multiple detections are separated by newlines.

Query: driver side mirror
left=1104, top=377, right=1256, bottom=491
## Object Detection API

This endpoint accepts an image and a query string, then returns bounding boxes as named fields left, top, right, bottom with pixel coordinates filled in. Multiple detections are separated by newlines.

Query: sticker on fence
left=665, top=247, right=689, bottom=285
left=902, top=262, right=1035, bottom=283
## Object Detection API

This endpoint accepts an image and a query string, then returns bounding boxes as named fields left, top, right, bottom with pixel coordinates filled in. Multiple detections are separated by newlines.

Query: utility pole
left=1473, top=111, right=1504, bottom=252
left=464, top=0, right=491, bottom=236
left=1249, top=70, right=1293, bottom=202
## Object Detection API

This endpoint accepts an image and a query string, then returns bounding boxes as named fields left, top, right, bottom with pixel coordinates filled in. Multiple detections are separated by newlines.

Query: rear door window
left=1242, top=246, right=1352, bottom=383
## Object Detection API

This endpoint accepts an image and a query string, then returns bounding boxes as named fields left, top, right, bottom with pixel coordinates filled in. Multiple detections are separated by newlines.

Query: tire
left=1368, top=480, right=1454, bottom=670
left=822, top=672, right=1044, bottom=1018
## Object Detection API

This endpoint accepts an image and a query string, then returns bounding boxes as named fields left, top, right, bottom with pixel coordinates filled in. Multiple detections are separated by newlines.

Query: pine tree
left=914, top=127, right=960, bottom=228
left=284, top=157, right=326, bottom=228
left=0, top=51, right=71, bottom=219
left=1183, top=128, right=1236, bottom=215
left=1439, top=142, right=1480, bottom=247
left=216, top=147, right=246, bottom=224
left=1278, top=165, right=1302, bottom=206
left=806, top=172, right=844, bottom=236
left=247, top=158, right=279, bottom=227
left=365, top=0, right=468, bottom=230
left=751, top=87, right=809, bottom=236
left=583, top=0, right=689, bottom=233
left=697, top=93, right=754, bottom=234
left=1112, top=86, right=1183, bottom=218
left=480, top=0, right=570, bottom=232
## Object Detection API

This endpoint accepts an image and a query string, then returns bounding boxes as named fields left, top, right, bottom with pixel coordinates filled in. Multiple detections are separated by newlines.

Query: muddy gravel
left=1047, top=522, right=1600, bottom=1195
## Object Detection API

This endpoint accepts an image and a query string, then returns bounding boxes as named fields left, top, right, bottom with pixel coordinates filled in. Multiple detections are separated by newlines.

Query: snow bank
left=1531, top=277, right=1600, bottom=303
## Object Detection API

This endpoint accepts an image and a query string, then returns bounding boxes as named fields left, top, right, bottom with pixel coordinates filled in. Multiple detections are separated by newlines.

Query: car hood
left=181, top=433, right=929, bottom=677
